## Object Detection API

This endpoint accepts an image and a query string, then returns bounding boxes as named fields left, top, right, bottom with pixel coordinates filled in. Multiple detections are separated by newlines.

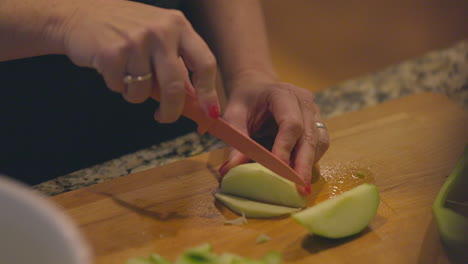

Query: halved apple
left=215, top=192, right=301, bottom=218
left=220, top=163, right=307, bottom=208
left=292, top=183, right=380, bottom=239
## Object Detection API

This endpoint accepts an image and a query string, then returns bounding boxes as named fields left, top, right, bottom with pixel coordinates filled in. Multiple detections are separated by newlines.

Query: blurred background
left=260, top=0, right=468, bottom=92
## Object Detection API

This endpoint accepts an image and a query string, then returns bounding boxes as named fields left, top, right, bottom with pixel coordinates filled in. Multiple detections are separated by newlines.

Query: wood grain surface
left=51, top=93, right=468, bottom=264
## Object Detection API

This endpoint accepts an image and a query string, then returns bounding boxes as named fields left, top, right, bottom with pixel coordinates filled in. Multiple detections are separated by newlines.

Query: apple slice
left=292, top=183, right=380, bottom=239
left=220, top=163, right=307, bottom=208
left=215, top=192, right=301, bottom=218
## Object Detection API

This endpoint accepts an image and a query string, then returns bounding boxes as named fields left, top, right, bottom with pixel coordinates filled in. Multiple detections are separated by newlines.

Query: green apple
left=292, top=183, right=380, bottom=239
left=215, top=192, right=301, bottom=218
left=220, top=163, right=307, bottom=208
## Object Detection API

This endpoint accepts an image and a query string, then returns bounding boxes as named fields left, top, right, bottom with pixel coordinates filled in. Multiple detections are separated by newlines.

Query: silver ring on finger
left=123, top=73, right=152, bottom=84
left=315, top=121, right=327, bottom=129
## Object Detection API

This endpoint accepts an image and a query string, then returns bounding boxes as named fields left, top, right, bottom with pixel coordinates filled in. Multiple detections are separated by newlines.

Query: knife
left=151, top=91, right=307, bottom=187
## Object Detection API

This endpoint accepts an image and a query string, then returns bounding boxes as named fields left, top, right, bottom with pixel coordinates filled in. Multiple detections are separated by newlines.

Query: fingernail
left=218, top=161, right=230, bottom=175
left=209, top=104, right=220, bottom=119
left=297, top=184, right=311, bottom=196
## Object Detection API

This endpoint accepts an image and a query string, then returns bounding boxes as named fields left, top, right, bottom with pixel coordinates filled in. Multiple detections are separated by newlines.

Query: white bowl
left=0, top=175, right=92, bottom=264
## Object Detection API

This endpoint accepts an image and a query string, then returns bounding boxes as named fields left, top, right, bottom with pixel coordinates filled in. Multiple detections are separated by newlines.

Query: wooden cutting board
left=51, top=93, right=468, bottom=264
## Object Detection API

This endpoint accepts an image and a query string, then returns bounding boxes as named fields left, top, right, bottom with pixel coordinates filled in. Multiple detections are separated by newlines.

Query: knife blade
left=151, top=91, right=306, bottom=187
left=207, top=118, right=306, bottom=186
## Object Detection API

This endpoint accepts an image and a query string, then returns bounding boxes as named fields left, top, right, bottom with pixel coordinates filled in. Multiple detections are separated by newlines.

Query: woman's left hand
left=219, top=74, right=330, bottom=194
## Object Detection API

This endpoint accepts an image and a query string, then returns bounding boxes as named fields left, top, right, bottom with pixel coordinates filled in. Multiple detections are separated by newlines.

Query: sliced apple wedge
left=215, top=192, right=301, bottom=218
left=292, top=183, right=380, bottom=239
left=220, top=163, right=307, bottom=208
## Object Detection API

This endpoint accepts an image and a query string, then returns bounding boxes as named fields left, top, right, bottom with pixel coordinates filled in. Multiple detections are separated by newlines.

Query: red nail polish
left=297, top=184, right=311, bottom=196
left=218, top=161, right=229, bottom=175
left=209, top=104, right=220, bottom=119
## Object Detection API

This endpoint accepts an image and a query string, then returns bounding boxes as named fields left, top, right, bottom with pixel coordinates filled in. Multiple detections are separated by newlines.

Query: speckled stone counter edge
left=34, top=40, right=468, bottom=196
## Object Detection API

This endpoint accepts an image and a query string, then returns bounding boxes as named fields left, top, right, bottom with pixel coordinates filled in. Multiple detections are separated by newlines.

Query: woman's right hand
left=60, top=0, right=220, bottom=122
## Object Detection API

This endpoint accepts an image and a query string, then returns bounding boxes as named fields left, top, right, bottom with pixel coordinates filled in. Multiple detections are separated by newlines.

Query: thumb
left=218, top=149, right=250, bottom=178
left=218, top=102, right=250, bottom=178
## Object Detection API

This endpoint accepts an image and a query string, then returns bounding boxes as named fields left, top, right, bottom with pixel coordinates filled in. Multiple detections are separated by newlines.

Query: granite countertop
left=35, top=40, right=468, bottom=196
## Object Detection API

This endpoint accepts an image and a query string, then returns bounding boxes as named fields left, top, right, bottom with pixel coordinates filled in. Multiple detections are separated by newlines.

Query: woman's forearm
left=184, top=0, right=278, bottom=87
left=0, top=0, right=76, bottom=61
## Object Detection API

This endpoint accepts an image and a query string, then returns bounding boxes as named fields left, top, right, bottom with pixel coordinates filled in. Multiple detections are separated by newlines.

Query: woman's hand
left=61, top=0, right=220, bottom=122
left=219, top=74, right=330, bottom=191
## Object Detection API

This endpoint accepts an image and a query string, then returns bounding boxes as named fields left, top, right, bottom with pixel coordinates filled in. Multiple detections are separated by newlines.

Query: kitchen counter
left=35, top=40, right=468, bottom=196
